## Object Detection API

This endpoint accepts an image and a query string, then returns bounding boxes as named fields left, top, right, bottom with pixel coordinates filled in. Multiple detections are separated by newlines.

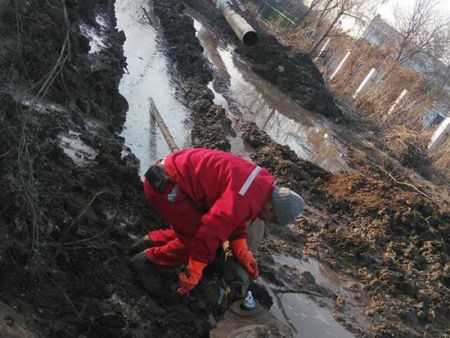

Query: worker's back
left=158, top=148, right=273, bottom=263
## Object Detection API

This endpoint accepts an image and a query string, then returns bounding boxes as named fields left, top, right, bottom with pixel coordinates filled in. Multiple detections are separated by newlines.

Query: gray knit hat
left=271, top=187, right=304, bottom=226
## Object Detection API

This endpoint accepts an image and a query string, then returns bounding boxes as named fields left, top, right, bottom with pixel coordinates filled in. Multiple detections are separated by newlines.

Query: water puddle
left=263, top=281, right=356, bottom=338
left=272, top=254, right=345, bottom=295
left=115, top=0, right=190, bottom=176
left=79, top=15, right=109, bottom=54
left=58, top=131, right=97, bottom=166
left=191, top=14, right=350, bottom=174
left=268, top=254, right=369, bottom=337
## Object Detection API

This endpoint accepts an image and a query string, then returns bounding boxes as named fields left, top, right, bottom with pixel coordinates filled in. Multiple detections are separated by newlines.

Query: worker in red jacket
left=130, top=148, right=304, bottom=295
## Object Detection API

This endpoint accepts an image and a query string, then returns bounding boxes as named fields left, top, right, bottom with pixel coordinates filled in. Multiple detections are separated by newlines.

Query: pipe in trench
left=214, top=0, right=258, bottom=46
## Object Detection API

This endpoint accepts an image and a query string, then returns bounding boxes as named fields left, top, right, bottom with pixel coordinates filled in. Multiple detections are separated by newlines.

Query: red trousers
left=143, top=175, right=203, bottom=267
left=146, top=228, right=191, bottom=266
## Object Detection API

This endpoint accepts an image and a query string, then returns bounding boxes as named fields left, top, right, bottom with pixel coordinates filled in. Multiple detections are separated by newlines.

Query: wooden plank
left=148, top=97, right=179, bottom=153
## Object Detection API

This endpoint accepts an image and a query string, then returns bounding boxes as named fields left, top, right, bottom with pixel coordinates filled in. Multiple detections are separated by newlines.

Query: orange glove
left=230, top=239, right=259, bottom=279
left=177, top=258, right=207, bottom=295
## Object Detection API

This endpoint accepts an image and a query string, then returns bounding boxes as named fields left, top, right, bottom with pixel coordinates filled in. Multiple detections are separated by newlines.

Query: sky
left=377, top=0, right=450, bottom=25
left=339, top=0, right=450, bottom=38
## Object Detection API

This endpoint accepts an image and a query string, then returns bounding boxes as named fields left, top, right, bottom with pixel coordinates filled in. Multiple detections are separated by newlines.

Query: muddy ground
left=1, top=0, right=449, bottom=338
left=0, top=0, right=225, bottom=337
left=164, top=1, right=450, bottom=336
left=241, top=123, right=449, bottom=337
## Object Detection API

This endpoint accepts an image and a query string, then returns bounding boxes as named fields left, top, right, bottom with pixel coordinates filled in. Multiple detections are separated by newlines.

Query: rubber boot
left=129, top=235, right=154, bottom=256
left=129, top=251, right=166, bottom=298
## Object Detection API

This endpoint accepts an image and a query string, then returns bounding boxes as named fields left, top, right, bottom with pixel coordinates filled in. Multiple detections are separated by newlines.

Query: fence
left=257, top=1, right=296, bottom=30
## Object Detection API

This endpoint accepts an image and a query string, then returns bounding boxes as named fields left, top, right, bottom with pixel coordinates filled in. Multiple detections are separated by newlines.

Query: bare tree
left=393, top=0, right=449, bottom=65
left=298, top=0, right=323, bottom=22
left=309, top=0, right=382, bottom=53
left=315, top=0, right=340, bottom=28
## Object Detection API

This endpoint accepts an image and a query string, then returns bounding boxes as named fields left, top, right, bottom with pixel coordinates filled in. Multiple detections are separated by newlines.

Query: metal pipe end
left=242, top=30, right=258, bottom=46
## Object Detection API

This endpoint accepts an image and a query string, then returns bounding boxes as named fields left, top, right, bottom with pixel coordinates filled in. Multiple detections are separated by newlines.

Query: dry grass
left=430, top=136, right=450, bottom=175
left=382, top=126, right=431, bottom=153
left=246, top=4, right=450, bottom=183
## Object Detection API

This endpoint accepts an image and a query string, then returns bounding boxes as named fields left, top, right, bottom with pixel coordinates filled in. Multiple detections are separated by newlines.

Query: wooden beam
left=148, top=97, right=179, bottom=153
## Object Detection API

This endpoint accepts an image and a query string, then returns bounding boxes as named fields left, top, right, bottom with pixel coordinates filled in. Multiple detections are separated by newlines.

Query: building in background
left=361, top=15, right=449, bottom=128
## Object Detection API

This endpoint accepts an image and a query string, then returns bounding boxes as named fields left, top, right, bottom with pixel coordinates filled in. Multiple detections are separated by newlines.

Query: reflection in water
left=272, top=254, right=348, bottom=296
left=260, top=279, right=356, bottom=338
left=193, top=15, right=350, bottom=174
left=116, top=0, right=189, bottom=176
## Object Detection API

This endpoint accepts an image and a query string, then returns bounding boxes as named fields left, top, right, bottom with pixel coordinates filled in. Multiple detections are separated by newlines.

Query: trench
left=115, top=0, right=190, bottom=176
left=113, top=0, right=358, bottom=336
left=190, top=10, right=350, bottom=175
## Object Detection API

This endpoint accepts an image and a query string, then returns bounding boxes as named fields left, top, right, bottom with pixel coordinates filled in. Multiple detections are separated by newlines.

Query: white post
left=313, top=38, right=331, bottom=62
left=387, top=89, right=408, bottom=116
left=353, top=68, right=378, bottom=98
left=428, top=117, right=450, bottom=151
left=330, top=51, right=351, bottom=80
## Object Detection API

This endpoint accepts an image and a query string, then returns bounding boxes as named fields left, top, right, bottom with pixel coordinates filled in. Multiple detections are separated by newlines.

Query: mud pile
left=240, top=125, right=450, bottom=337
left=240, top=121, right=331, bottom=195
left=183, top=0, right=342, bottom=119
left=153, top=0, right=233, bottom=151
left=313, top=174, right=450, bottom=336
left=0, top=1, right=211, bottom=336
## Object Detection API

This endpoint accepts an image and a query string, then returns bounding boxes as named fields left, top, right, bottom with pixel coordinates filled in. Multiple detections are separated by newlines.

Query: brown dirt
left=240, top=123, right=450, bottom=337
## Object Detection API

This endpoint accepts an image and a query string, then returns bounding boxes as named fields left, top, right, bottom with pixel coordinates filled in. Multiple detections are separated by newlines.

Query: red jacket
left=151, top=148, right=274, bottom=264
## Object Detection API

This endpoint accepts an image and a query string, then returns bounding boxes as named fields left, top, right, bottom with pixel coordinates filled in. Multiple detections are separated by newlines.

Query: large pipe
left=215, top=0, right=258, bottom=46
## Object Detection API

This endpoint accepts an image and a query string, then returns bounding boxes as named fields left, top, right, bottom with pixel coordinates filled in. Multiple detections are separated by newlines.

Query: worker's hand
left=176, top=258, right=207, bottom=295
left=230, top=239, right=259, bottom=280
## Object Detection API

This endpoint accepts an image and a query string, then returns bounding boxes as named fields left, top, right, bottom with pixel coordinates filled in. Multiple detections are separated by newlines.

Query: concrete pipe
left=215, top=1, right=258, bottom=46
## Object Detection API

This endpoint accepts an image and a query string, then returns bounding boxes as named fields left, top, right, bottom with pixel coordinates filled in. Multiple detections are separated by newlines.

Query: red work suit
left=143, top=148, right=274, bottom=266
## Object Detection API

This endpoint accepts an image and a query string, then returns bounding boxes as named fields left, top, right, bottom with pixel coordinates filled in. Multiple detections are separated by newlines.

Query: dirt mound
left=236, top=35, right=342, bottom=119
left=0, top=1, right=214, bottom=336
left=183, top=0, right=342, bottom=120
left=316, top=173, right=449, bottom=333
left=237, top=122, right=450, bottom=337
left=153, top=0, right=233, bottom=151
left=240, top=121, right=331, bottom=196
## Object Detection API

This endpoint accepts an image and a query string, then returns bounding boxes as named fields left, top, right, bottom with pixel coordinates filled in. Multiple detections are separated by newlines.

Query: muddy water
left=272, top=253, right=370, bottom=330
left=267, top=286, right=356, bottom=338
left=272, top=254, right=345, bottom=295
left=115, top=0, right=190, bottom=176
left=260, top=254, right=368, bottom=338
left=192, top=14, right=350, bottom=174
